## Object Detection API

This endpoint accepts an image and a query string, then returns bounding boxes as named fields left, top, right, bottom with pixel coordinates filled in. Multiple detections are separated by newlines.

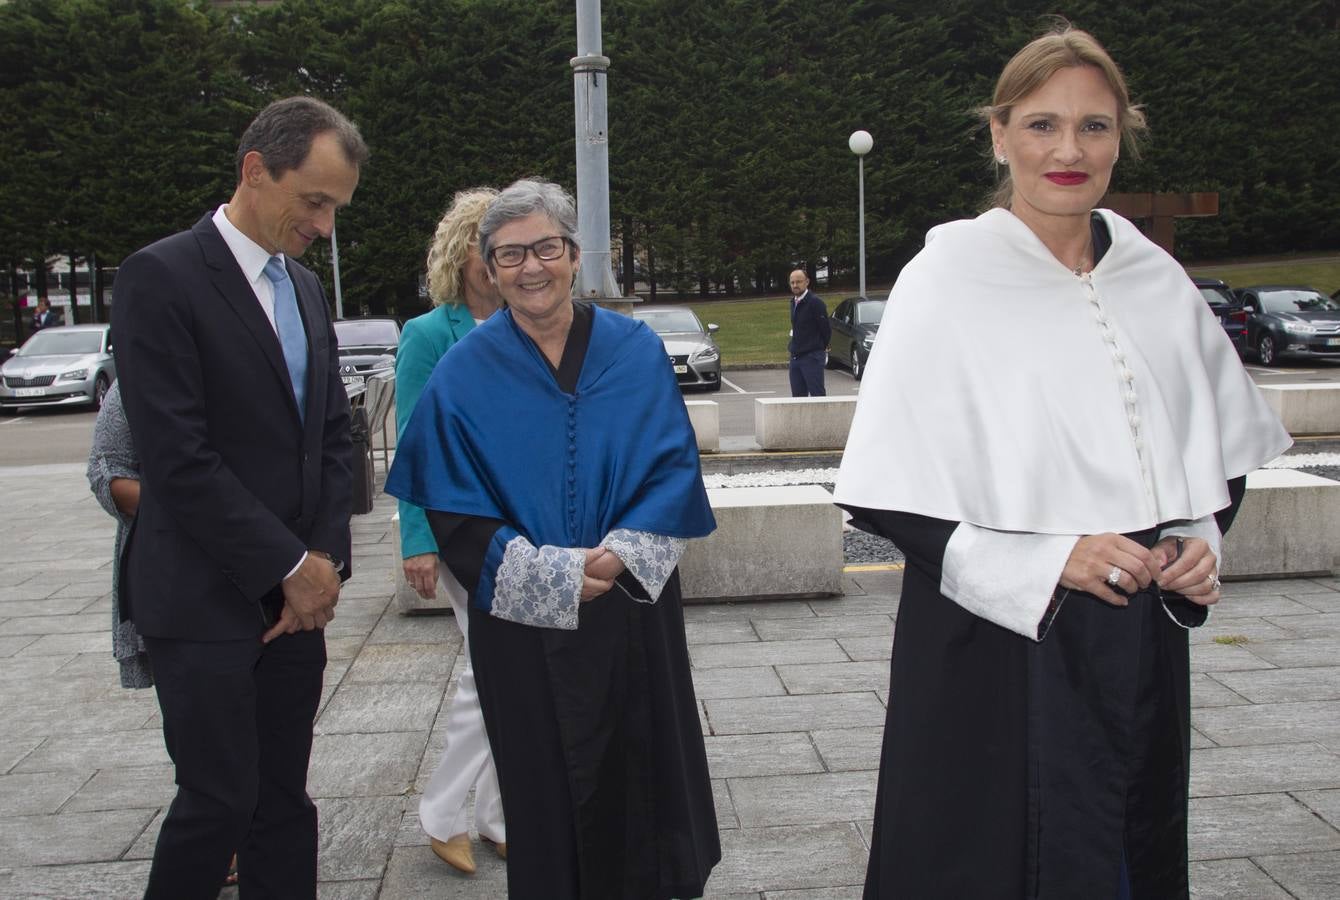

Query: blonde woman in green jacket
left=397, top=188, right=505, bottom=875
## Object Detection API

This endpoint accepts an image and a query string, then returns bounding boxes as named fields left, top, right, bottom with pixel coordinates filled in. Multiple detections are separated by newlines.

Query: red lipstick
left=1045, top=172, right=1089, bottom=185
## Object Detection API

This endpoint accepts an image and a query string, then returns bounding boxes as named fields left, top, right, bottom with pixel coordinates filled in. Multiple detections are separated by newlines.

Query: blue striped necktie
left=263, top=256, right=308, bottom=422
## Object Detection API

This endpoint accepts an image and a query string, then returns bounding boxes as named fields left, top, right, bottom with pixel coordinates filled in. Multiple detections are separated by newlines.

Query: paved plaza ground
left=0, top=463, right=1338, bottom=898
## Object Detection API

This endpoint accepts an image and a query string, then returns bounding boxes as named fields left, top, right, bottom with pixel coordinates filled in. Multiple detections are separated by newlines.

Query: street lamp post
left=848, top=130, right=873, bottom=300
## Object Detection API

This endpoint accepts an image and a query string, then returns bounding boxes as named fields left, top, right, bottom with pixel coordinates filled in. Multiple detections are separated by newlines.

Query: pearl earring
left=995, top=154, right=1007, bottom=165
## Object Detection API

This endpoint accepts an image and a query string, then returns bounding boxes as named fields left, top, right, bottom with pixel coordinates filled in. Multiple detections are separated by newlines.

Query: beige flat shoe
left=430, top=833, right=476, bottom=874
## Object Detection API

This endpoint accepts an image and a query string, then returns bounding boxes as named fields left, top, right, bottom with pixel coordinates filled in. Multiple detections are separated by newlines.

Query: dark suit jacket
left=111, top=213, right=353, bottom=641
left=788, top=289, right=831, bottom=356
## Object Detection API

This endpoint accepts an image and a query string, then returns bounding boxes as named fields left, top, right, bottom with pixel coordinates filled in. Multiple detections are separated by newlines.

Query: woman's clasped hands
left=581, top=547, right=626, bottom=600
left=1060, top=533, right=1222, bottom=609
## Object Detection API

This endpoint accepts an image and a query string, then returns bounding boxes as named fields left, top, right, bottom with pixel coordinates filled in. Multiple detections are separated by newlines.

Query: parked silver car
left=632, top=306, right=721, bottom=392
left=0, top=324, right=116, bottom=413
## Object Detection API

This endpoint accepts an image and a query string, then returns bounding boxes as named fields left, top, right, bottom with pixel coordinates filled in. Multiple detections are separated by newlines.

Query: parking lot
left=2, top=359, right=1338, bottom=468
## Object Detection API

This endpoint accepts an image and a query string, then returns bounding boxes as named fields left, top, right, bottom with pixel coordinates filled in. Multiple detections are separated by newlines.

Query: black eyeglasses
left=490, top=236, right=569, bottom=268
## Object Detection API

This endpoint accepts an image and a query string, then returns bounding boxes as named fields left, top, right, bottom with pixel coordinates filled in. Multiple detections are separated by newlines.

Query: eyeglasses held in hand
left=490, top=236, right=569, bottom=268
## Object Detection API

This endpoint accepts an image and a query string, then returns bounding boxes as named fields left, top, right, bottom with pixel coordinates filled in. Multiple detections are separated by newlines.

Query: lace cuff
left=601, top=528, right=686, bottom=603
left=1156, top=515, right=1220, bottom=630
left=489, top=533, right=583, bottom=630
left=940, top=523, right=1080, bottom=641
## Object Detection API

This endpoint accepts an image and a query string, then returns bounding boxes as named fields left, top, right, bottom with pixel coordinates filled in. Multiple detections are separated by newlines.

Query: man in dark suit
left=111, top=96, right=367, bottom=899
left=787, top=268, right=830, bottom=396
left=31, top=298, right=58, bottom=330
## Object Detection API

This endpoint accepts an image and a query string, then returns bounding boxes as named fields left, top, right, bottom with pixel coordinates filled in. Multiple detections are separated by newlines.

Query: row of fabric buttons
left=1081, top=274, right=1156, bottom=504
left=567, top=396, right=579, bottom=532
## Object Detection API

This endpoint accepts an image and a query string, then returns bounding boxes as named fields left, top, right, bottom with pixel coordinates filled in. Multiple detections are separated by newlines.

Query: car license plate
left=1328, top=338, right=1340, bottom=347
left=15, top=387, right=45, bottom=397
left=673, top=365, right=688, bottom=374
left=341, top=375, right=364, bottom=386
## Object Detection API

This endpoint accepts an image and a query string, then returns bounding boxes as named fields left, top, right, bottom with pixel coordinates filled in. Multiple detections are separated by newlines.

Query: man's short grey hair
left=235, top=96, right=369, bottom=183
left=478, top=179, right=580, bottom=272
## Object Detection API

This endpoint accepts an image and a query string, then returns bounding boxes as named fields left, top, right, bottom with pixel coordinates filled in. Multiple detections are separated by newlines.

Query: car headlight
left=691, top=346, right=719, bottom=363
left=862, top=334, right=876, bottom=349
left=58, top=368, right=89, bottom=381
left=1283, top=321, right=1316, bottom=335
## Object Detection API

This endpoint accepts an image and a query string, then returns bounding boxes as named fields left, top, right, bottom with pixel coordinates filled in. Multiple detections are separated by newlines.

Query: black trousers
left=789, top=349, right=826, bottom=396
left=141, top=627, right=325, bottom=900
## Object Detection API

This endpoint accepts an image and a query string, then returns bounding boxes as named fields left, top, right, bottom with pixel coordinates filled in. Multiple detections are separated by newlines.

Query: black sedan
left=827, top=297, right=885, bottom=380
left=1192, top=277, right=1247, bottom=355
left=1237, top=285, right=1340, bottom=366
left=333, top=317, right=401, bottom=385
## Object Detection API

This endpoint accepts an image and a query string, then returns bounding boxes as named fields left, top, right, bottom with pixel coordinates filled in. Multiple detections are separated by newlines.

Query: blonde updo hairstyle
left=425, top=187, right=500, bottom=307
left=981, top=25, right=1148, bottom=210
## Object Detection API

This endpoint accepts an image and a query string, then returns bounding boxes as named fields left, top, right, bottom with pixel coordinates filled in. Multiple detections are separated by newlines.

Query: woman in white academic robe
left=834, top=26, right=1290, bottom=900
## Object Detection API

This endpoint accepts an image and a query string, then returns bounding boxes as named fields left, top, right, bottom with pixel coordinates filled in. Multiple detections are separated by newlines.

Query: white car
left=0, top=324, right=116, bottom=413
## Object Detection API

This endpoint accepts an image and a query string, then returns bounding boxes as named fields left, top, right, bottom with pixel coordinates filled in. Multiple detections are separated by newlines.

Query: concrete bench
left=395, top=484, right=845, bottom=611
left=679, top=484, right=843, bottom=601
left=1221, top=469, right=1340, bottom=578
left=755, top=396, right=857, bottom=451
left=1256, top=384, right=1340, bottom=436
left=685, top=400, right=719, bottom=453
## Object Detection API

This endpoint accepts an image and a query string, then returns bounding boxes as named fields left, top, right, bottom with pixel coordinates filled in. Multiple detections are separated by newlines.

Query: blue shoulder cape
left=385, top=305, right=715, bottom=549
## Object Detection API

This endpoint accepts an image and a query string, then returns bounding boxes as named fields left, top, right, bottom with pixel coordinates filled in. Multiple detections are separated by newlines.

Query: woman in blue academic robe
left=387, top=179, right=719, bottom=900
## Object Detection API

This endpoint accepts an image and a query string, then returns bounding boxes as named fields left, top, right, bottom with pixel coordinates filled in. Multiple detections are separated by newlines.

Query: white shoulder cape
left=833, top=208, right=1291, bottom=535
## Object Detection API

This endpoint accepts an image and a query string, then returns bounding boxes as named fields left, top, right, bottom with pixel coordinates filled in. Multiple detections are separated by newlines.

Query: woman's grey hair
left=478, top=179, right=581, bottom=273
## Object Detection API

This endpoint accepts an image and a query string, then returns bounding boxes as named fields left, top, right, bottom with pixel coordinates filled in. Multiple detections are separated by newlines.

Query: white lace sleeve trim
left=490, top=536, right=583, bottom=630
left=940, top=523, right=1080, bottom=641
left=601, top=528, right=686, bottom=603
left=1157, top=514, right=1221, bottom=630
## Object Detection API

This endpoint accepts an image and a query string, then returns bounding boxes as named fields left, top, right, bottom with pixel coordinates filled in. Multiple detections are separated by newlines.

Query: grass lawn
left=1186, top=260, right=1340, bottom=295
left=683, top=256, right=1337, bottom=366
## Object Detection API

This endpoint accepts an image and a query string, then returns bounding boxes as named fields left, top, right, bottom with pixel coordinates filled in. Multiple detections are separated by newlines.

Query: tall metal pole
left=331, top=224, right=345, bottom=319
left=848, top=130, right=873, bottom=299
left=571, top=0, right=622, bottom=302
left=858, top=156, right=866, bottom=300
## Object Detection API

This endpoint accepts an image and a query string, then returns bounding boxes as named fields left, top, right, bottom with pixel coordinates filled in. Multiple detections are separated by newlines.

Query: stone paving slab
left=1187, top=858, right=1293, bottom=899
left=704, top=693, right=887, bottom=735
left=1243, top=636, right=1340, bottom=668
left=692, top=638, right=849, bottom=669
left=0, top=860, right=153, bottom=899
left=63, top=764, right=176, bottom=813
left=1295, top=788, right=1340, bottom=829
left=810, top=727, right=885, bottom=773
left=1188, top=793, right=1340, bottom=860
left=0, top=808, right=156, bottom=866
left=1211, top=665, right=1340, bottom=703
left=1253, top=850, right=1340, bottom=900
left=728, top=771, right=877, bottom=827
left=691, top=665, right=787, bottom=700
left=702, top=733, right=824, bottom=779
left=775, top=660, right=889, bottom=695
left=709, top=823, right=869, bottom=895
left=1194, top=700, right=1340, bottom=749
left=1189, top=743, right=1340, bottom=796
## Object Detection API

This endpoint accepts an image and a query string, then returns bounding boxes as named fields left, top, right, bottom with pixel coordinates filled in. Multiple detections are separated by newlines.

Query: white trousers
left=418, top=562, right=506, bottom=843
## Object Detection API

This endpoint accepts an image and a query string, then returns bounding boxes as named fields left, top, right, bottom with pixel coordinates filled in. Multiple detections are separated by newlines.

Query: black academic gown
left=427, top=303, right=719, bottom=900
left=848, top=477, right=1244, bottom=899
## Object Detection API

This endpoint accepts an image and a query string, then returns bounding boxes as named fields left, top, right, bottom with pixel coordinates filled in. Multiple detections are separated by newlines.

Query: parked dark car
left=827, top=296, right=885, bottom=380
left=0, top=324, right=116, bottom=413
left=631, top=305, right=721, bottom=391
left=1192, top=277, right=1247, bottom=355
left=1237, top=285, right=1340, bottom=366
left=333, top=317, right=401, bottom=385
